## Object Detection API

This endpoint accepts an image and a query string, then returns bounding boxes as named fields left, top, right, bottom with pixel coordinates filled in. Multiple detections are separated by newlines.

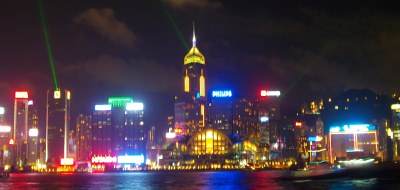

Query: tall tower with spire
left=174, top=24, right=207, bottom=136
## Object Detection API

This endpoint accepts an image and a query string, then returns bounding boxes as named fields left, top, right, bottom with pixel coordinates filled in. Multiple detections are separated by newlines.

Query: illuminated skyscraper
left=27, top=100, right=39, bottom=166
left=258, top=90, right=281, bottom=146
left=92, top=97, right=145, bottom=157
left=13, top=91, right=29, bottom=167
left=175, top=25, right=206, bottom=136
left=232, top=98, right=259, bottom=142
left=76, top=114, right=92, bottom=162
left=322, top=89, right=391, bottom=161
left=46, top=89, right=71, bottom=166
left=209, top=90, right=234, bottom=137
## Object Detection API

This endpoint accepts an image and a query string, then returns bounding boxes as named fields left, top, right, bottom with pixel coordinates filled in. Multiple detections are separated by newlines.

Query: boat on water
left=277, top=161, right=344, bottom=180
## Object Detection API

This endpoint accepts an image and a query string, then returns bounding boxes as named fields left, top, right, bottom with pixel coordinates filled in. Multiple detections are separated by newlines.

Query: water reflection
left=0, top=171, right=398, bottom=190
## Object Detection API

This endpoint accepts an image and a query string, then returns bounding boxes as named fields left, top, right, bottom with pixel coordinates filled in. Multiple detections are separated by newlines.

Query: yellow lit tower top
left=183, top=23, right=206, bottom=98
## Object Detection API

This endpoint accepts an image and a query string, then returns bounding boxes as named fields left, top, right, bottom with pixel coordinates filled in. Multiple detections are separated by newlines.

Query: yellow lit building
left=174, top=24, right=207, bottom=136
left=186, top=129, right=232, bottom=165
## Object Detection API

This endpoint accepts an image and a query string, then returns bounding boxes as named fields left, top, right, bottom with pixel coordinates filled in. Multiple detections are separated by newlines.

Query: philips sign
left=212, top=90, right=232, bottom=98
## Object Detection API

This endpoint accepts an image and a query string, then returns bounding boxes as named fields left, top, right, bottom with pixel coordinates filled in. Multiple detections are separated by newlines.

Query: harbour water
left=1, top=171, right=399, bottom=190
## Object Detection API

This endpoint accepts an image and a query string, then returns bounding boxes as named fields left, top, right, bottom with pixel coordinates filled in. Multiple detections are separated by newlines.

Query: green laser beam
left=38, top=0, right=59, bottom=90
left=159, top=0, right=189, bottom=51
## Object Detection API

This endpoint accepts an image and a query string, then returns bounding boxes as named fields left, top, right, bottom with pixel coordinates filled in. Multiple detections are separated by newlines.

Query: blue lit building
left=92, top=97, right=145, bottom=161
left=209, top=90, right=234, bottom=137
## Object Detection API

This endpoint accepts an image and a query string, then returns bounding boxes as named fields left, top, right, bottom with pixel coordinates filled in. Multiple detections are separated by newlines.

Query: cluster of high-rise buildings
left=2, top=28, right=400, bottom=172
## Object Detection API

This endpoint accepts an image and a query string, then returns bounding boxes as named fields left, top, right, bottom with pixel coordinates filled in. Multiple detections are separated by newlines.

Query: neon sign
left=212, top=90, right=232, bottom=98
left=260, top=90, right=281, bottom=97
left=266, top=91, right=281, bottom=97
left=260, top=90, right=267, bottom=97
left=329, top=124, right=375, bottom=133
left=108, top=97, right=133, bottom=108
left=308, top=136, right=322, bottom=142
left=91, top=155, right=117, bottom=163
left=15, top=91, right=29, bottom=99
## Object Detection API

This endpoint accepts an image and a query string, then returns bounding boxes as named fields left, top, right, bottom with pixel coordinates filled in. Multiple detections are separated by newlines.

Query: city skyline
left=1, top=1, right=400, bottom=131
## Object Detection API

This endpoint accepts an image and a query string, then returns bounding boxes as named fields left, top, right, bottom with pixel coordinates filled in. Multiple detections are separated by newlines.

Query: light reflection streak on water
left=0, top=172, right=396, bottom=190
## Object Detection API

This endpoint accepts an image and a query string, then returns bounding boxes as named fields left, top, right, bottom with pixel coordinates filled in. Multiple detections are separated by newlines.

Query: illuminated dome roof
left=184, top=47, right=205, bottom=65
left=187, top=129, right=232, bottom=155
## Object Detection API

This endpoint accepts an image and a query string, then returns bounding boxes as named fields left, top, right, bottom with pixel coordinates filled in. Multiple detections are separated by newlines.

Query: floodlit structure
left=187, top=129, right=232, bottom=155
left=329, top=124, right=378, bottom=163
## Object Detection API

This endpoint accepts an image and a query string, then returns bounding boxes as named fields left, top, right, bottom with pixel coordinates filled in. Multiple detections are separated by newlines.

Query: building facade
left=76, top=114, right=92, bottom=162
left=92, top=98, right=145, bottom=158
left=46, top=89, right=71, bottom=167
left=209, top=90, right=234, bottom=137
left=13, top=91, right=29, bottom=168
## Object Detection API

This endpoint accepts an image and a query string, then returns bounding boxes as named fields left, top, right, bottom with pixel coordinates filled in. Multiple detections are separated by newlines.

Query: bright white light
left=345, top=124, right=370, bottom=132
left=391, top=104, right=400, bottom=110
left=338, top=158, right=374, bottom=168
left=260, top=116, right=269, bottom=123
left=118, top=155, right=144, bottom=164
left=206, top=131, right=213, bottom=139
left=166, top=132, right=176, bottom=139
left=29, top=128, right=38, bottom=137
left=95, top=104, right=111, bottom=111
left=260, top=90, right=267, bottom=97
left=54, top=90, right=60, bottom=99
left=0, top=107, right=4, bottom=115
left=329, top=126, right=340, bottom=133
left=126, top=102, right=144, bottom=111
left=60, top=158, right=74, bottom=165
left=28, top=100, right=33, bottom=105
left=15, top=91, right=29, bottom=99
left=266, top=91, right=281, bottom=97
left=0, top=126, right=11, bottom=133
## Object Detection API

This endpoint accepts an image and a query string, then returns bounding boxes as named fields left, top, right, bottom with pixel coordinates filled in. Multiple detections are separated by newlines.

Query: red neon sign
left=15, top=91, right=29, bottom=99
left=260, top=90, right=267, bottom=97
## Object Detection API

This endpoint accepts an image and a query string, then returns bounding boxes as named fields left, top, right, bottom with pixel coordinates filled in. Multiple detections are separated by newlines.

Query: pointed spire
left=192, top=22, right=196, bottom=47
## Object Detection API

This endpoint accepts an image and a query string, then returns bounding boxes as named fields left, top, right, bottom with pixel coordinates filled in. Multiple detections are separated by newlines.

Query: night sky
left=1, top=1, right=400, bottom=135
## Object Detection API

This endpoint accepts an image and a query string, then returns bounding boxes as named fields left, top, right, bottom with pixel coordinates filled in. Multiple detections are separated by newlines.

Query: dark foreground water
left=1, top=171, right=400, bottom=190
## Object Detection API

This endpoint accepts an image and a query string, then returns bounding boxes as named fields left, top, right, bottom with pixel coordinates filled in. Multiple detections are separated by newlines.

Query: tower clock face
left=54, top=90, right=61, bottom=99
